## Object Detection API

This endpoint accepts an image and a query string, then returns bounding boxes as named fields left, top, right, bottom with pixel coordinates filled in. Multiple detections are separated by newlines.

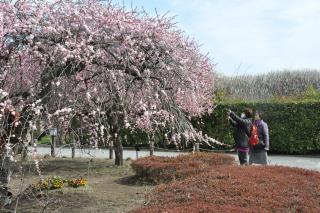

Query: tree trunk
left=71, top=139, right=75, bottom=158
left=51, top=135, right=55, bottom=157
left=109, top=139, right=113, bottom=160
left=22, top=131, right=32, bottom=160
left=114, top=135, right=123, bottom=166
left=69, top=132, right=75, bottom=158
left=194, top=142, right=200, bottom=152
left=111, top=114, right=123, bottom=166
left=149, top=135, right=154, bottom=156
left=150, top=141, right=154, bottom=156
left=119, top=144, right=123, bottom=166
left=0, top=153, right=13, bottom=187
left=148, top=134, right=154, bottom=156
left=21, top=146, right=28, bottom=160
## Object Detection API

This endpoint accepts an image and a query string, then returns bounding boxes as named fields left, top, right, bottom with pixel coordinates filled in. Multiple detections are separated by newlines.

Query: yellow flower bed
left=33, top=176, right=87, bottom=191
left=68, top=178, right=88, bottom=188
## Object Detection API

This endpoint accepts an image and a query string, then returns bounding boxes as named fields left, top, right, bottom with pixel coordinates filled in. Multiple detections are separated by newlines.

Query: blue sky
left=115, top=0, right=320, bottom=76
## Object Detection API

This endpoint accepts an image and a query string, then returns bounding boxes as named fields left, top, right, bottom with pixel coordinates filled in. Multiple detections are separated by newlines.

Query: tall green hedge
left=195, top=100, right=320, bottom=154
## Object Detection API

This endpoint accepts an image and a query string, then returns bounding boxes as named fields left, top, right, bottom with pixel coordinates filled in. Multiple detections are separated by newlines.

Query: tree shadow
left=115, top=175, right=154, bottom=187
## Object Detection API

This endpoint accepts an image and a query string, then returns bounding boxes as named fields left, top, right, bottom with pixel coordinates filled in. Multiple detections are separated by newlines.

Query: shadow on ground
left=1, top=157, right=152, bottom=213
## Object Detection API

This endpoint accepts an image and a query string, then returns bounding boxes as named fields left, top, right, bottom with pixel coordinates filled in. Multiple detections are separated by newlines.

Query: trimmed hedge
left=130, top=202, right=261, bottom=213
left=131, top=153, right=235, bottom=183
left=132, top=165, right=320, bottom=213
left=194, top=100, right=320, bottom=154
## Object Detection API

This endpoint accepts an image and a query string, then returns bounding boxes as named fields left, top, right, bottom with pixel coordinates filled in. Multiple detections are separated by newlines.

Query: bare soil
left=1, top=157, right=152, bottom=213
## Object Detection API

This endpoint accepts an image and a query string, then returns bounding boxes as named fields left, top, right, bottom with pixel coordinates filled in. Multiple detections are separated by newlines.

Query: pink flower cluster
left=0, top=0, right=215, bottom=150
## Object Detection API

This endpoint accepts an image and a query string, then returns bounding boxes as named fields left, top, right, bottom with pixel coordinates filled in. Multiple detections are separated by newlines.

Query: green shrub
left=38, top=135, right=51, bottom=145
left=303, top=85, right=320, bottom=100
left=194, top=100, right=320, bottom=154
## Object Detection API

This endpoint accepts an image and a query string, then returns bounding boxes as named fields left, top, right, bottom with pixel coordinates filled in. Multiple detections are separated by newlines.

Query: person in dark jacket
left=249, top=111, right=269, bottom=165
left=227, top=108, right=253, bottom=165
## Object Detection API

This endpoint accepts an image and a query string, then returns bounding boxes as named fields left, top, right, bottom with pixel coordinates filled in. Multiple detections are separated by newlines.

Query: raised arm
left=228, top=117, right=237, bottom=127
left=229, top=111, right=251, bottom=127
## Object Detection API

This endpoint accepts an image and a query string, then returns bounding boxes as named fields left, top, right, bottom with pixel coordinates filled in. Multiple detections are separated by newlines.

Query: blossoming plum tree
left=0, top=0, right=215, bottom=168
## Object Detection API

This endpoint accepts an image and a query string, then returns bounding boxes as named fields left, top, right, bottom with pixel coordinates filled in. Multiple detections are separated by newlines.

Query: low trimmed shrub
left=132, top=165, right=320, bottom=212
left=130, top=202, right=262, bottom=213
left=131, top=152, right=235, bottom=183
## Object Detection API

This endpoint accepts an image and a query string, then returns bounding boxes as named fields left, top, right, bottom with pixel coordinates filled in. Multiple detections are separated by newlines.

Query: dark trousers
left=237, top=151, right=248, bottom=165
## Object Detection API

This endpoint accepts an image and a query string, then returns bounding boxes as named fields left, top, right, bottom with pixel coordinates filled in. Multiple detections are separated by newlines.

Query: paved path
left=33, top=146, right=320, bottom=171
left=229, top=154, right=320, bottom=171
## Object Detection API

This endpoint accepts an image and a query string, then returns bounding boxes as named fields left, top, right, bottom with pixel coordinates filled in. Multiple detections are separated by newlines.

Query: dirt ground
left=1, top=157, right=153, bottom=213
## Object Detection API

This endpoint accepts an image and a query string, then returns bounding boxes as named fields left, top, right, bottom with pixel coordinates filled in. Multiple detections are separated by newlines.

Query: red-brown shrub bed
left=130, top=202, right=263, bottom=213
left=131, top=152, right=235, bottom=183
left=132, top=166, right=320, bottom=212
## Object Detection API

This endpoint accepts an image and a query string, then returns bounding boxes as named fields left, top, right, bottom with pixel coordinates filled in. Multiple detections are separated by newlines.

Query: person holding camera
left=227, top=108, right=253, bottom=165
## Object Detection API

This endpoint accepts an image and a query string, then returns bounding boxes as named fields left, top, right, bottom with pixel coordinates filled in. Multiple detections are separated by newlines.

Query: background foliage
left=215, top=70, right=320, bottom=100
